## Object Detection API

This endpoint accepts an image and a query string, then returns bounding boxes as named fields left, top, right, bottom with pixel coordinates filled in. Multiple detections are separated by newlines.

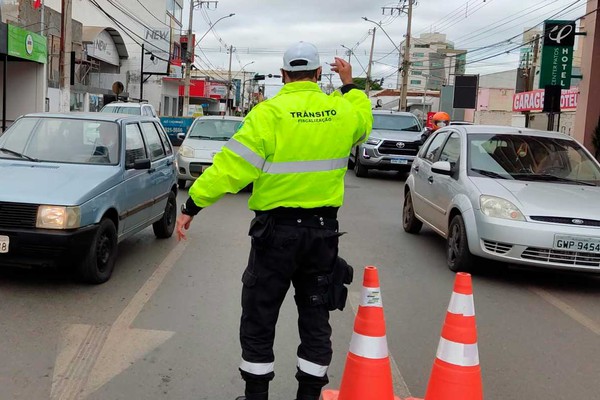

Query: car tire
left=347, top=153, right=355, bottom=169
left=403, top=190, right=422, bottom=234
left=354, top=150, right=369, bottom=178
left=77, top=218, right=118, bottom=284
left=153, top=191, right=177, bottom=239
left=178, top=179, right=187, bottom=190
left=447, top=214, right=476, bottom=273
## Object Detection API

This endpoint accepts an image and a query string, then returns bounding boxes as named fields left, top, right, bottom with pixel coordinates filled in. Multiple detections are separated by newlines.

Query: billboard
left=143, top=27, right=170, bottom=75
left=539, top=20, right=576, bottom=89
left=512, top=88, right=578, bottom=112
left=453, top=75, right=478, bottom=109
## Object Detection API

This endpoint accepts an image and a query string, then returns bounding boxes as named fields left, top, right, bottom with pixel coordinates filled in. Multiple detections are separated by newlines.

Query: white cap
left=282, top=41, right=320, bottom=71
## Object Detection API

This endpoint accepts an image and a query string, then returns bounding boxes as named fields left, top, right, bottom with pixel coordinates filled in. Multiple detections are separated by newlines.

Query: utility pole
left=140, top=44, right=145, bottom=102
left=225, top=45, right=233, bottom=115
left=365, top=27, right=376, bottom=94
left=384, top=1, right=413, bottom=111
left=59, top=0, right=72, bottom=112
left=524, top=34, right=540, bottom=127
left=183, top=1, right=218, bottom=117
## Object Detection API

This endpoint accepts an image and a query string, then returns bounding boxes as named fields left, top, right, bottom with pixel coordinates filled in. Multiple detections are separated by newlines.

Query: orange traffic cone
left=422, top=272, right=483, bottom=400
left=321, top=266, right=401, bottom=400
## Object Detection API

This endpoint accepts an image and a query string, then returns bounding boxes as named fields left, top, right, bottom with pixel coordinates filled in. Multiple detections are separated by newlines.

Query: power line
left=135, top=0, right=171, bottom=28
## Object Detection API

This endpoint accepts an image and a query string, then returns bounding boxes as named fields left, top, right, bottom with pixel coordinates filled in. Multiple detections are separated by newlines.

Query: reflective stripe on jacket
left=188, top=81, right=373, bottom=211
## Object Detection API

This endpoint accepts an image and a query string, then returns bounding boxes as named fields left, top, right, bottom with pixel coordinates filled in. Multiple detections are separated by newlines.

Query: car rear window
left=102, top=106, right=141, bottom=115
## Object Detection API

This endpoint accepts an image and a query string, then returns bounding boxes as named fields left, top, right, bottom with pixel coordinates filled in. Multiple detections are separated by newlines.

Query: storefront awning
left=83, top=27, right=129, bottom=65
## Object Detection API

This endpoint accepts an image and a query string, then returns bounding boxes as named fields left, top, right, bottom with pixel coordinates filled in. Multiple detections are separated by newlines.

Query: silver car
left=403, top=125, right=600, bottom=273
left=349, top=110, right=425, bottom=177
left=176, top=116, right=244, bottom=189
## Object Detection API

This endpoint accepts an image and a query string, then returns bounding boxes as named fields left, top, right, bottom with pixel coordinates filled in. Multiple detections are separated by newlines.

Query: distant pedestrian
left=177, top=41, right=373, bottom=400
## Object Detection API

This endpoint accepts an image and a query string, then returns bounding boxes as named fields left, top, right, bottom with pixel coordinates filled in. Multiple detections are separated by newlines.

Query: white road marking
left=348, top=291, right=412, bottom=398
left=51, top=241, right=188, bottom=400
left=530, top=287, right=600, bottom=336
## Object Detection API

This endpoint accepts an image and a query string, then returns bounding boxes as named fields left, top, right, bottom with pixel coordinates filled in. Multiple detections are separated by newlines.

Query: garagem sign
left=512, top=88, right=578, bottom=112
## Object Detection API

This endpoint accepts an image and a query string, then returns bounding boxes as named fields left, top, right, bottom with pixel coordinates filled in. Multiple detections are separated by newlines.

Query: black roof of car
left=22, top=112, right=157, bottom=123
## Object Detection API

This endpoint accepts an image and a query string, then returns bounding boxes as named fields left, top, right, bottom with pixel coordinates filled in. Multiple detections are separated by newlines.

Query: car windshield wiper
left=0, top=147, right=38, bottom=162
left=188, top=135, right=213, bottom=139
left=512, top=173, right=596, bottom=186
left=209, top=136, right=232, bottom=141
left=470, top=168, right=508, bottom=179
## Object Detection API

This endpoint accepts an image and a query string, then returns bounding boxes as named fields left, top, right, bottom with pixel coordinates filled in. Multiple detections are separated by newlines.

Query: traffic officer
left=176, top=41, right=373, bottom=400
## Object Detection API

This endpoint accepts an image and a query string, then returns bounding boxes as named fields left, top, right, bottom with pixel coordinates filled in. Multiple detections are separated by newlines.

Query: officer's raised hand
left=330, top=57, right=353, bottom=85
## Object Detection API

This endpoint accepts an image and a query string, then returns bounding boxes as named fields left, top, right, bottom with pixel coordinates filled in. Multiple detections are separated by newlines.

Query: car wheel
left=153, top=191, right=177, bottom=239
left=354, top=150, right=369, bottom=178
left=447, top=214, right=476, bottom=273
left=78, top=218, right=118, bottom=284
left=178, top=179, right=187, bottom=190
left=403, top=191, right=422, bottom=234
left=347, top=153, right=355, bottom=169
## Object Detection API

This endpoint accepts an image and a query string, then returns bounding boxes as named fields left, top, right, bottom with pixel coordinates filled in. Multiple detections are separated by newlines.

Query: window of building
left=167, top=0, right=183, bottom=24
left=410, top=79, right=422, bottom=85
left=414, top=44, right=430, bottom=48
left=412, top=61, right=423, bottom=67
left=163, top=96, right=170, bottom=116
left=413, top=52, right=425, bottom=57
left=411, top=70, right=422, bottom=76
left=172, top=97, right=178, bottom=116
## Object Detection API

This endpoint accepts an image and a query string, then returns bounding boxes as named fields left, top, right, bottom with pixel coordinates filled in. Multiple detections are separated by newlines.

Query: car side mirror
left=133, top=158, right=151, bottom=170
left=431, top=161, right=452, bottom=176
left=177, top=133, right=186, bottom=140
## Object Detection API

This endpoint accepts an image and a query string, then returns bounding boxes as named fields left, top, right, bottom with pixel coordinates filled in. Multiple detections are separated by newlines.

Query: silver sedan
left=403, top=125, right=600, bottom=273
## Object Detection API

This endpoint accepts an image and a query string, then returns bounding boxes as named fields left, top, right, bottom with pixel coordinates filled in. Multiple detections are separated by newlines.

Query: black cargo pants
left=239, top=211, right=342, bottom=400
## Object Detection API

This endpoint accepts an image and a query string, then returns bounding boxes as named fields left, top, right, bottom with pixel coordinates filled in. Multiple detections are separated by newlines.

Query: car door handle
left=166, top=160, right=173, bottom=166
left=413, top=165, right=419, bottom=172
left=428, top=176, right=434, bottom=184
left=148, top=168, right=156, bottom=174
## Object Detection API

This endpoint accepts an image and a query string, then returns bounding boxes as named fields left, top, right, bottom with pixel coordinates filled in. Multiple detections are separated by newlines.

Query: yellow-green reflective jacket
left=188, top=81, right=373, bottom=211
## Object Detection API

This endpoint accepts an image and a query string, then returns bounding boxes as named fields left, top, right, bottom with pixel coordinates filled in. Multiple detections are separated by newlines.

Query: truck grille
left=0, top=202, right=39, bottom=229
left=521, top=247, right=600, bottom=268
left=378, top=140, right=420, bottom=156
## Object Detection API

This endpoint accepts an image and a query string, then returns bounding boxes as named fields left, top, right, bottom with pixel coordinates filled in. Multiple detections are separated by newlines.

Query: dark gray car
left=349, top=110, right=424, bottom=177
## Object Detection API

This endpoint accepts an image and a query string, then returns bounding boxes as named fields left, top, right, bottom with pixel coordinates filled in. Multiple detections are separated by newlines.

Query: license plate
left=0, top=235, right=9, bottom=254
left=553, top=235, right=600, bottom=254
left=391, top=158, right=408, bottom=165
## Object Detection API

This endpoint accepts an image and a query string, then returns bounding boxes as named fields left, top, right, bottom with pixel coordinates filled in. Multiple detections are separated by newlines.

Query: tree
left=352, top=77, right=382, bottom=91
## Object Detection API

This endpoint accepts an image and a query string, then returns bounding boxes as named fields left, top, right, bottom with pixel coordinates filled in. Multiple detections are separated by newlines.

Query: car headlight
left=480, top=195, right=525, bottom=221
left=366, top=138, right=381, bottom=146
left=36, top=206, right=81, bottom=229
left=179, top=145, right=194, bottom=158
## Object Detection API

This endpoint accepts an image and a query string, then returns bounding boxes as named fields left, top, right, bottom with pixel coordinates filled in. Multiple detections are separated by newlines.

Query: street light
left=235, top=61, right=255, bottom=115
left=194, top=13, right=235, bottom=50
left=340, top=44, right=353, bottom=63
left=362, top=17, right=402, bottom=54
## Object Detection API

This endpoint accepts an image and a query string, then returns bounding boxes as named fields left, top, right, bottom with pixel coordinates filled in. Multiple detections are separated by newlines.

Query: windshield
left=372, top=114, right=421, bottom=132
left=0, top=117, right=120, bottom=165
left=187, top=119, right=243, bottom=140
left=468, top=134, right=600, bottom=186
left=101, top=105, right=141, bottom=115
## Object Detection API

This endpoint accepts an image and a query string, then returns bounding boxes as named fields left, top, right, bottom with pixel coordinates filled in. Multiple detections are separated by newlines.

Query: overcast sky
left=186, top=0, right=589, bottom=96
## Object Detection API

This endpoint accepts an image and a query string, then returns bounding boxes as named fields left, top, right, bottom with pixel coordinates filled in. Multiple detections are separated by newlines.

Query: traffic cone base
left=321, top=390, right=402, bottom=400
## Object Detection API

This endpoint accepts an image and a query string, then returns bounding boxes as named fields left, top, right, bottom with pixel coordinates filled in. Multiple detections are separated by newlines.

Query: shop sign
left=539, top=20, right=576, bottom=89
left=86, top=30, right=119, bottom=66
left=143, top=27, right=170, bottom=75
left=7, top=25, right=47, bottom=64
left=512, top=88, right=578, bottom=112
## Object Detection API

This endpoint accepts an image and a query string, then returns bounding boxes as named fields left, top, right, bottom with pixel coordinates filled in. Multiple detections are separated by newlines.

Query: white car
left=403, top=125, right=600, bottom=273
left=175, top=116, right=244, bottom=189
left=101, top=102, right=158, bottom=118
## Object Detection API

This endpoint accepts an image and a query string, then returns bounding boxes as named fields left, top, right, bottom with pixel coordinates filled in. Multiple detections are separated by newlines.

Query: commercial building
left=0, top=0, right=184, bottom=121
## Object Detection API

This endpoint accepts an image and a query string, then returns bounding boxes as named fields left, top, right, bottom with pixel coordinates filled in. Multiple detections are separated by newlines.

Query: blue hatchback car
left=0, top=113, right=178, bottom=283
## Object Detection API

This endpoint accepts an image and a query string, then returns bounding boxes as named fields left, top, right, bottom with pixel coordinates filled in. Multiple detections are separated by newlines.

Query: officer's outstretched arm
left=342, top=88, right=373, bottom=146
left=187, top=115, right=267, bottom=209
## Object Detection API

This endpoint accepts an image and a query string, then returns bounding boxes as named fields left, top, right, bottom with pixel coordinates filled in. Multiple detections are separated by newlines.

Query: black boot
left=235, top=392, right=268, bottom=400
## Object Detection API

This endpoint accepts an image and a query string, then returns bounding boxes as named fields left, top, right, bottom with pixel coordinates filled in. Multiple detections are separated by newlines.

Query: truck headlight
left=366, top=138, right=381, bottom=146
left=480, top=195, right=525, bottom=221
left=36, top=206, right=81, bottom=229
left=179, top=146, right=194, bottom=158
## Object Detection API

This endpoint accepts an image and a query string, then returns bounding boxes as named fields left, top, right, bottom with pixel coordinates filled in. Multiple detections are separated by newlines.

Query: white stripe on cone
left=436, top=337, right=480, bottom=367
left=349, top=332, right=389, bottom=359
left=360, top=286, right=383, bottom=307
left=447, top=292, right=475, bottom=317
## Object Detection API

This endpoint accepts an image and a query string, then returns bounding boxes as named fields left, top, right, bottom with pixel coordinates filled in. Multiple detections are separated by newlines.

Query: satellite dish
left=112, top=81, right=124, bottom=95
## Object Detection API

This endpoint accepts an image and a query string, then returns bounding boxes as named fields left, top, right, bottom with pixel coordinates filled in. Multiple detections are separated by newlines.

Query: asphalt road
left=1, top=171, right=599, bottom=400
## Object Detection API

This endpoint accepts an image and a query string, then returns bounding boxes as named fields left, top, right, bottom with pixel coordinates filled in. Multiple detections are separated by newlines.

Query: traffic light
left=253, top=74, right=265, bottom=81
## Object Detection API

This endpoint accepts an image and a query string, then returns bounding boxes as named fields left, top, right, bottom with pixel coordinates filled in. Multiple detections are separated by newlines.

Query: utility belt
left=255, top=207, right=340, bottom=231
